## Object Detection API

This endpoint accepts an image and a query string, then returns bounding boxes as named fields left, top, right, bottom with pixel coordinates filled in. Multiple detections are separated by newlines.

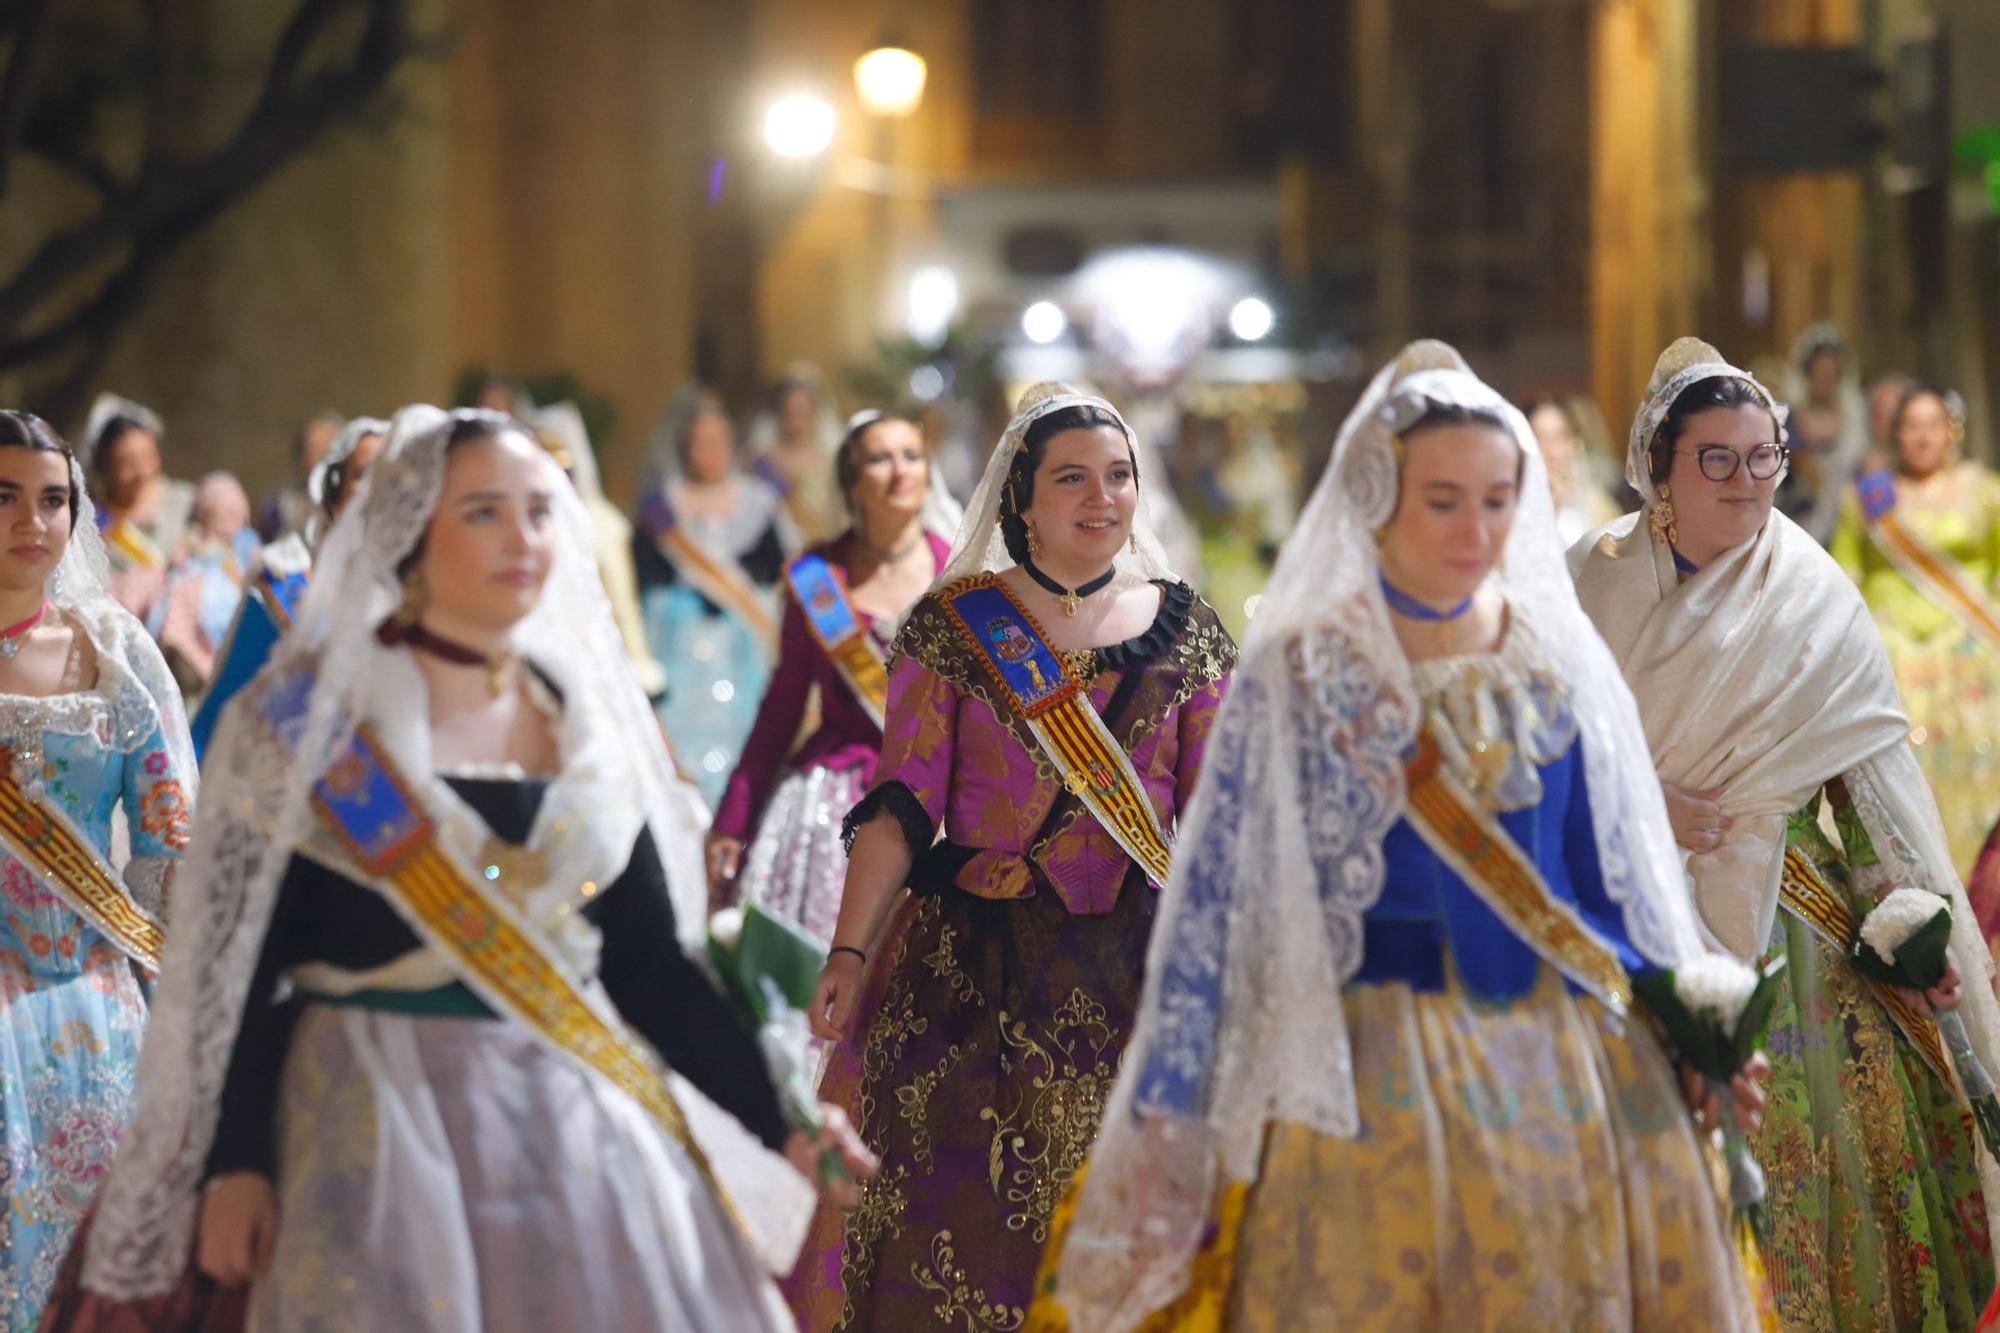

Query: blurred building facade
left=2, top=0, right=1995, bottom=497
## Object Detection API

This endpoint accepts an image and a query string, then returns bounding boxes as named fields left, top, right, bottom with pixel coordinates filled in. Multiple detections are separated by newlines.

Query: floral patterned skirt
left=1751, top=818, right=1994, bottom=1330
left=1053, top=966, right=1757, bottom=1332
left=1877, top=620, right=2000, bottom=876
left=0, top=951, right=145, bottom=1333
left=787, top=880, right=1155, bottom=1332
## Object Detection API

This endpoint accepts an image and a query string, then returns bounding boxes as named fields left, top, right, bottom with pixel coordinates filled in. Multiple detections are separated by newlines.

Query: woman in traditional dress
left=785, top=383, right=1237, bottom=1330
left=189, top=418, right=388, bottom=760
left=1778, top=323, right=1872, bottom=546
left=707, top=411, right=953, bottom=941
left=1574, top=339, right=2000, bottom=1329
left=149, top=472, right=261, bottom=699
left=1525, top=393, right=1622, bottom=546
left=633, top=388, right=785, bottom=805
left=79, top=396, right=194, bottom=624
left=1035, top=341, right=1763, bottom=1332
left=528, top=401, right=665, bottom=700
left=1830, top=383, right=2000, bottom=876
left=46, top=406, right=872, bottom=1332
left=0, top=411, right=194, bottom=1331
left=749, top=369, right=847, bottom=548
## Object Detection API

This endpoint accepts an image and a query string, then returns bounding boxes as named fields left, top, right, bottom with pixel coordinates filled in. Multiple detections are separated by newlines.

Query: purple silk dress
left=783, top=577, right=1235, bottom=1331
left=714, top=532, right=953, bottom=943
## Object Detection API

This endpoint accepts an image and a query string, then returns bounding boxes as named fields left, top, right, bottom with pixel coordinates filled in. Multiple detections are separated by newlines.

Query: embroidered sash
left=254, top=567, right=309, bottom=631
left=1777, top=842, right=1952, bottom=1084
left=639, top=493, right=777, bottom=646
left=942, top=575, right=1174, bottom=887
left=0, top=745, right=163, bottom=967
left=102, top=517, right=165, bottom=572
left=1857, top=470, right=2000, bottom=657
left=269, top=684, right=749, bottom=1239
left=786, top=551, right=888, bottom=727
left=1401, top=730, right=1632, bottom=1012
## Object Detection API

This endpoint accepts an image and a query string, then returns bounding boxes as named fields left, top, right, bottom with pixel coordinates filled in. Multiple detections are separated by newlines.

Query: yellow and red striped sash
left=0, top=746, right=162, bottom=967
left=943, top=576, right=1175, bottom=887
left=1778, top=843, right=1952, bottom=1083
left=304, top=721, right=746, bottom=1238
left=1401, top=730, right=1631, bottom=1012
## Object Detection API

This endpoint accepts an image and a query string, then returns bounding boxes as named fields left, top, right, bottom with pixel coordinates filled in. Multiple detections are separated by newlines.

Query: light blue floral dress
left=0, top=659, right=190, bottom=1332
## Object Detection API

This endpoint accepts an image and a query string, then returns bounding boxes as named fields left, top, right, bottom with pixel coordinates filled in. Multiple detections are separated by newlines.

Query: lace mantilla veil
left=80, top=406, right=798, bottom=1300
left=1051, top=341, right=1710, bottom=1330
left=32, top=444, right=195, bottom=786
left=931, top=382, right=1175, bottom=589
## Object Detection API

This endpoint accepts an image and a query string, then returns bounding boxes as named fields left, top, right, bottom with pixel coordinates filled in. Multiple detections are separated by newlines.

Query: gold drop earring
left=1648, top=484, right=1680, bottom=546
left=1026, top=522, right=1042, bottom=559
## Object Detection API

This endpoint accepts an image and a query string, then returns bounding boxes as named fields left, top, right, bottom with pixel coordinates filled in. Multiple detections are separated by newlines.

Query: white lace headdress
left=1051, top=341, right=1709, bottom=1330
left=932, top=381, right=1175, bottom=589
left=78, top=392, right=164, bottom=475
left=302, top=415, right=390, bottom=548
left=79, top=405, right=789, bottom=1300
left=838, top=407, right=965, bottom=542
left=6, top=430, right=196, bottom=786
left=1624, top=336, right=1790, bottom=508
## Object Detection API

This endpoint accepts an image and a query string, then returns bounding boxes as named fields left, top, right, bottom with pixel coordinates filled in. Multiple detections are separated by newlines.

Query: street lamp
left=854, top=45, right=927, bottom=119
left=1229, top=296, right=1275, bottom=342
left=764, top=95, right=836, bottom=158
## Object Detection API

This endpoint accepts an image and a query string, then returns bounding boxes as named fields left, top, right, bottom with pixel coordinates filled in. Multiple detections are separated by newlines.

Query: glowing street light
left=906, top=265, right=958, bottom=347
left=854, top=46, right=927, bottom=119
left=764, top=95, right=836, bottom=158
left=1229, top=296, right=1275, bottom=342
left=1022, top=301, right=1067, bottom=344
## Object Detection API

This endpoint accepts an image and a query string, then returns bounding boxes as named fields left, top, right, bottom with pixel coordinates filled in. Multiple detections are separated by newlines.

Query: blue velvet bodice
left=1356, top=738, right=1649, bottom=1001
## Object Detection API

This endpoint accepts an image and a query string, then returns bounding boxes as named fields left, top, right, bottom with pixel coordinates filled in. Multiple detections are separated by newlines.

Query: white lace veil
left=27, top=441, right=197, bottom=790
left=837, top=407, right=964, bottom=542
left=932, top=382, right=1175, bottom=589
left=302, top=415, right=389, bottom=548
left=79, top=392, right=164, bottom=474
left=531, top=401, right=608, bottom=506
left=80, top=406, right=756, bottom=1300
left=1052, top=341, right=1709, bottom=1330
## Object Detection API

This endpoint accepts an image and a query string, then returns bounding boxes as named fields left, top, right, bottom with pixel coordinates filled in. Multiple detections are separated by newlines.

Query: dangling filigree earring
left=1648, top=484, right=1680, bottom=546
left=1129, top=531, right=1139, bottom=556
left=1026, top=522, right=1042, bottom=559
left=396, top=570, right=429, bottom=626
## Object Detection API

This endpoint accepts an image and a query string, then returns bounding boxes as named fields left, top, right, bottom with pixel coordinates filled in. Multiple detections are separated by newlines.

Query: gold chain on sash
left=308, top=725, right=749, bottom=1239
left=1401, top=730, right=1631, bottom=1011
left=1778, top=844, right=1952, bottom=1083
left=0, top=746, right=163, bottom=967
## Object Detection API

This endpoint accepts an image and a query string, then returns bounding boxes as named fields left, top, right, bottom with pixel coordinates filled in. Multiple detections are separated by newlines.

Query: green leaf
left=1635, top=967, right=1727, bottom=1078
left=1731, top=954, right=1789, bottom=1069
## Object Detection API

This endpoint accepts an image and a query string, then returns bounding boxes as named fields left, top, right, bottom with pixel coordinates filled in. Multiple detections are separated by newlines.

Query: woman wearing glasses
left=1572, top=339, right=2000, bottom=1330
left=1831, top=384, right=2000, bottom=877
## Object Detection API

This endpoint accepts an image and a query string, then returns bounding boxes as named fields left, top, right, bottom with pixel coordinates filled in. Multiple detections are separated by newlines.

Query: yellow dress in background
left=1832, top=458, right=2000, bottom=873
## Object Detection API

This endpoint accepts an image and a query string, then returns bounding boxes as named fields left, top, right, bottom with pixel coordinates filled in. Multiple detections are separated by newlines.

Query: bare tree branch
left=21, top=139, right=119, bottom=197
left=0, top=0, right=62, bottom=190
left=0, top=0, right=409, bottom=345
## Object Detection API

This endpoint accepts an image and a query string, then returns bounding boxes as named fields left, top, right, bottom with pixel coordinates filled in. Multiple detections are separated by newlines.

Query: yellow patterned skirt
left=1032, top=966, right=1763, bottom=1332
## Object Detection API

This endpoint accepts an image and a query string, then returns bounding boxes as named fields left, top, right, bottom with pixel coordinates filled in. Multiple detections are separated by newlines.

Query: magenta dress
left=713, top=532, right=953, bottom=942
left=783, top=577, right=1235, bottom=1331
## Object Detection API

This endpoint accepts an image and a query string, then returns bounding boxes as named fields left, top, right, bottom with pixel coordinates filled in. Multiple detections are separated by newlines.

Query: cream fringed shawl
left=1572, top=506, right=2000, bottom=1237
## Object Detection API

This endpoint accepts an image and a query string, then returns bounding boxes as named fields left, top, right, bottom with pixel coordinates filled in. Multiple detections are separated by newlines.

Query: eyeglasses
left=1676, top=442, right=1790, bottom=483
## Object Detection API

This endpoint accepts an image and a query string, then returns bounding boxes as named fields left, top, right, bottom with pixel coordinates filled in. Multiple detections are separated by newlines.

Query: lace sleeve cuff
left=841, top=779, right=935, bottom=856
left=123, top=855, right=176, bottom=919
